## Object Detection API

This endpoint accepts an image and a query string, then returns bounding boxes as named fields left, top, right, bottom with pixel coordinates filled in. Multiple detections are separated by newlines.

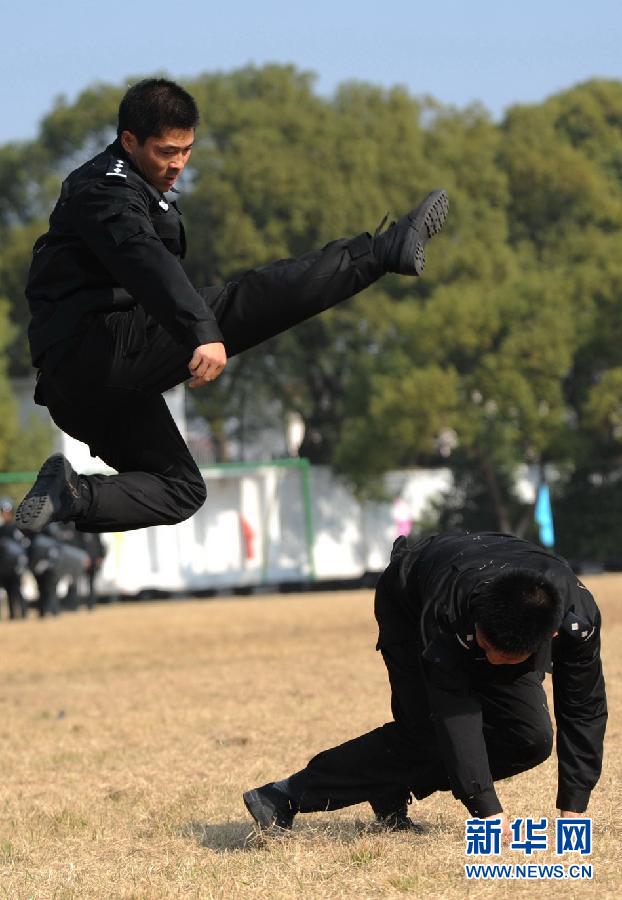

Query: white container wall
left=92, top=462, right=452, bottom=595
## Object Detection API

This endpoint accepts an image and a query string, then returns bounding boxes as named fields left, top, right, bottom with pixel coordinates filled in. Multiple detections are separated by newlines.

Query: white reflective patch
left=159, top=199, right=169, bottom=210
left=106, top=159, right=128, bottom=178
left=571, top=622, right=579, bottom=631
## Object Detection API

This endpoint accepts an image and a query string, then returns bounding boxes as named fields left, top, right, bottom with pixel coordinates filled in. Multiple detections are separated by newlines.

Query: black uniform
left=286, top=532, right=607, bottom=817
left=27, top=138, right=381, bottom=532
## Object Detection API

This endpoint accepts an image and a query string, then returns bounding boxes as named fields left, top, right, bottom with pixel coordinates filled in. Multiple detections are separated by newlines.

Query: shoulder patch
left=105, top=158, right=129, bottom=179
left=560, top=609, right=595, bottom=641
left=455, top=631, right=476, bottom=651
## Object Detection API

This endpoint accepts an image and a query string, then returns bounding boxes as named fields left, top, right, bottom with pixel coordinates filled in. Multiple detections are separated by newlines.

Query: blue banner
left=535, top=483, right=555, bottom=548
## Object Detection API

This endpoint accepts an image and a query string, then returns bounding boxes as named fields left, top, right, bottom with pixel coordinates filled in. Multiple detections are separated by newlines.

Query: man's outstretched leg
left=205, top=190, right=449, bottom=357
left=242, top=640, right=447, bottom=833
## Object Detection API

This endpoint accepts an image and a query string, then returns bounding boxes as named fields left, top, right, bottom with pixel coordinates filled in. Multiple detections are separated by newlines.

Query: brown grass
left=0, top=575, right=620, bottom=898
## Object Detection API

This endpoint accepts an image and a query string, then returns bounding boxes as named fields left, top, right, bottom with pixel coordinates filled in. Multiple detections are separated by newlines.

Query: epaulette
left=560, top=609, right=595, bottom=642
left=455, top=629, right=476, bottom=651
left=105, top=157, right=129, bottom=179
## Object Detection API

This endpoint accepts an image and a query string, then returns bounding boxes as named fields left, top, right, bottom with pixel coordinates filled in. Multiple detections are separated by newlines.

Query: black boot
left=370, top=799, right=423, bottom=832
left=243, top=782, right=297, bottom=831
left=15, top=454, right=90, bottom=534
left=373, top=189, right=449, bottom=276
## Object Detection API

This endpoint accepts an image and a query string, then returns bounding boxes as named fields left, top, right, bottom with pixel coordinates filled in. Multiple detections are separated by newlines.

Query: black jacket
left=375, top=532, right=607, bottom=817
left=26, top=138, right=223, bottom=368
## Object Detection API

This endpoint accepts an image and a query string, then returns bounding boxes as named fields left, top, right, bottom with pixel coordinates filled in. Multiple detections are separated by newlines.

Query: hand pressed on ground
left=484, top=813, right=513, bottom=845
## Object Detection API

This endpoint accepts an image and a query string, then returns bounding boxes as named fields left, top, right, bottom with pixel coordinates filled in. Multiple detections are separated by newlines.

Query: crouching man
left=243, top=532, right=607, bottom=837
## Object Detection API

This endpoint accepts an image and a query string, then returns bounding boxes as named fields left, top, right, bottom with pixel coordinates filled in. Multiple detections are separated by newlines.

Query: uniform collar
left=106, top=137, right=180, bottom=197
left=108, top=137, right=139, bottom=176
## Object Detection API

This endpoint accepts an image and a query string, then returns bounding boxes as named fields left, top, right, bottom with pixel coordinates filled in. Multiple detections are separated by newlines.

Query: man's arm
left=552, top=599, right=607, bottom=813
left=72, top=179, right=224, bottom=355
left=424, top=653, right=503, bottom=818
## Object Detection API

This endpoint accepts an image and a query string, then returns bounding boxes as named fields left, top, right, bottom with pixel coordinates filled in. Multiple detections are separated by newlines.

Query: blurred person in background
left=27, top=522, right=87, bottom=616
left=28, top=525, right=62, bottom=617
left=244, top=531, right=607, bottom=838
left=15, top=78, right=448, bottom=537
left=72, top=530, right=106, bottom=610
left=0, top=499, right=29, bottom=619
left=57, top=524, right=103, bottom=611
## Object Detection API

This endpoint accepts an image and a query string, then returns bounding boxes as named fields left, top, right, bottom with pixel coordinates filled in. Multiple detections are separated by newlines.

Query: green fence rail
left=0, top=472, right=39, bottom=484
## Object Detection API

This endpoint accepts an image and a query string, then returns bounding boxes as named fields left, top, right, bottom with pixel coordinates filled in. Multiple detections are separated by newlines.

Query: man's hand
left=485, top=814, right=512, bottom=844
left=188, top=342, right=227, bottom=388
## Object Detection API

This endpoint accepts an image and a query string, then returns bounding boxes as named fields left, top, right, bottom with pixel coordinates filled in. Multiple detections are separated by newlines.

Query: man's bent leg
left=40, top=376, right=206, bottom=533
left=243, top=725, right=417, bottom=831
left=292, top=668, right=554, bottom=817
left=286, top=725, right=415, bottom=814
left=245, top=641, right=446, bottom=829
left=375, top=642, right=450, bottom=808
left=17, top=308, right=208, bottom=534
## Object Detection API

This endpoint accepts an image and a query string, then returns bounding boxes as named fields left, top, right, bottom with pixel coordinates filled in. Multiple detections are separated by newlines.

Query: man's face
left=120, top=128, right=195, bottom=193
left=475, top=627, right=532, bottom=665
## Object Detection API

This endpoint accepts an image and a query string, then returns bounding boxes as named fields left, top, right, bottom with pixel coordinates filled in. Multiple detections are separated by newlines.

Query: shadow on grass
left=183, top=820, right=255, bottom=851
left=182, top=816, right=434, bottom=852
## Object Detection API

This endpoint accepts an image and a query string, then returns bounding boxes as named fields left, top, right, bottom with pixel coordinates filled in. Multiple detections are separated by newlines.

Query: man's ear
left=120, top=131, right=138, bottom=155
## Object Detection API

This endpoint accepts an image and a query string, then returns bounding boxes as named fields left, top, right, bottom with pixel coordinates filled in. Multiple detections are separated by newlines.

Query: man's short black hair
left=117, top=78, right=199, bottom=143
left=472, top=569, right=562, bottom=655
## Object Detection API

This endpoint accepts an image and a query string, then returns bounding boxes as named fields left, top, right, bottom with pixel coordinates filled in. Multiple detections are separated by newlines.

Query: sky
left=2, top=0, right=621, bottom=145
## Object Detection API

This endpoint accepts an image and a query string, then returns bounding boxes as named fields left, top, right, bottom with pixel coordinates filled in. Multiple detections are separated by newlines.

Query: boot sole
left=402, top=189, right=449, bottom=275
left=15, top=454, right=74, bottom=533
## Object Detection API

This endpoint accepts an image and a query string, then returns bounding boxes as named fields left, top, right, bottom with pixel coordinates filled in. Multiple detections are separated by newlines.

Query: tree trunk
left=477, top=451, right=513, bottom=533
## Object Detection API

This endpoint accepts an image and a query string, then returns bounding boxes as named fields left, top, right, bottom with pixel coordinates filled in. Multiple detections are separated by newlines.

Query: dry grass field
left=0, top=575, right=620, bottom=899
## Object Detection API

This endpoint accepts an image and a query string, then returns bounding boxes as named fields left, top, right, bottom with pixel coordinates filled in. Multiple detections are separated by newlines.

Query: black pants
left=36, top=571, right=59, bottom=617
left=38, top=235, right=380, bottom=532
left=286, top=642, right=554, bottom=816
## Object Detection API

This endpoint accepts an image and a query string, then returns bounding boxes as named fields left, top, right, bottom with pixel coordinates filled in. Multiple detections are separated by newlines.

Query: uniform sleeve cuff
left=556, top=787, right=591, bottom=813
left=463, top=787, right=503, bottom=818
left=187, top=320, right=224, bottom=349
